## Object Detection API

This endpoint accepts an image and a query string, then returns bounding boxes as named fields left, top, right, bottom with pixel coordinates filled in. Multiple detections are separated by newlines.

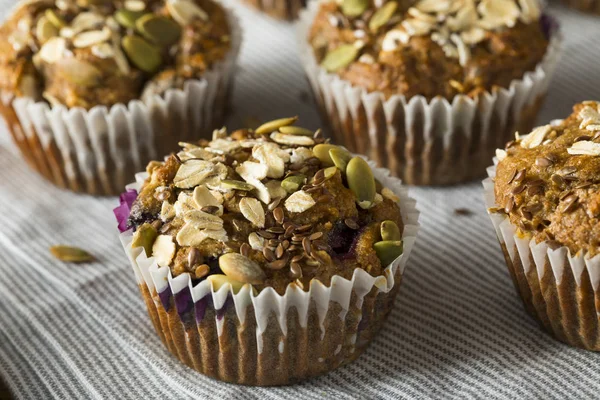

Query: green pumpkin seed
left=222, top=179, right=255, bottom=191
left=207, top=274, right=246, bottom=294
left=346, top=157, right=376, bottom=209
left=122, top=35, right=162, bottom=73
left=313, top=144, right=339, bottom=167
left=219, top=253, right=266, bottom=284
left=324, top=166, right=338, bottom=180
left=115, top=9, right=146, bottom=29
left=45, top=9, right=66, bottom=29
left=342, top=0, right=369, bottom=17
left=131, top=223, right=158, bottom=257
left=373, top=240, right=403, bottom=266
left=380, top=220, right=401, bottom=241
left=321, top=44, right=359, bottom=72
left=369, top=1, right=398, bottom=32
left=282, top=175, right=306, bottom=193
left=255, top=116, right=298, bottom=135
left=50, top=245, right=94, bottom=263
left=136, top=14, right=181, bottom=47
left=329, top=147, right=352, bottom=172
left=278, top=125, right=314, bottom=136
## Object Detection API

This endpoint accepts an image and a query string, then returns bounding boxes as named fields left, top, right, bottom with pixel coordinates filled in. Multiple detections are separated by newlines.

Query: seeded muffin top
left=116, top=118, right=405, bottom=295
left=494, top=101, right=600, bottom=257
left=308, top=0, right=550, bottom=100
left=0, top=0, right=231, bottom=109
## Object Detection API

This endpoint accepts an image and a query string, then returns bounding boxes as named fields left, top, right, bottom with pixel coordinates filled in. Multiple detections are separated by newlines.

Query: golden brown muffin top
left=308, top=0, right=550, bottom=100
left=121, top=118, right=405, bottom=294
left=494, top=101, right=600, bottom=257
left=0, top=0, right=231, bottom=109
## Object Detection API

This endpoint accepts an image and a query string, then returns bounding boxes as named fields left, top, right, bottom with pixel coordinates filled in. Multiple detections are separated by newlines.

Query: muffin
left=244, top=0, right=306, bottom=20
left=561, top=0, right=600, bottom=14
left=115, top=117, right=419, bottom=385
left=0, top=0, right=240, bottom=195
left=484, top=101, right=600, bottom=350
left=297, top=0, right=562, bottom=185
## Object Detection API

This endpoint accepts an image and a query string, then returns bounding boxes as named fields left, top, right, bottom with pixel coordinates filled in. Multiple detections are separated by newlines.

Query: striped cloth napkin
left=1, top=1, right=600, bottom=399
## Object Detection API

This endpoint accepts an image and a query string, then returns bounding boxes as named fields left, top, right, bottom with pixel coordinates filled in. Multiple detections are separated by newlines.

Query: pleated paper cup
left=118, top=164, right=419, bottom=386
left=562, top=0, right=600, bottom=14
left=0, top=5, right=241, bottom=196
left=297, top=2, right=563, bottom=186
left=243, top=0, right=306, bottom=20
left=484, top=162, right=600, bottom=351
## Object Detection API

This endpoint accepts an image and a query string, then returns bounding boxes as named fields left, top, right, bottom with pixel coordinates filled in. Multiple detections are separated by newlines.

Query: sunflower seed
left=535, top=157, right=553, bottom=167
left=219, top=253, right=266, bottom=284
left=560, top=195, right=579, bottom=213
left=346, top=157, right=376, bottom=209
left=50, top=245, right=94, bottom=263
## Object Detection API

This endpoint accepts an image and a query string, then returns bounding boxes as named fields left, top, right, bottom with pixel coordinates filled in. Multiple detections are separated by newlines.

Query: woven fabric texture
left=1, top=1, right=599, bottom=399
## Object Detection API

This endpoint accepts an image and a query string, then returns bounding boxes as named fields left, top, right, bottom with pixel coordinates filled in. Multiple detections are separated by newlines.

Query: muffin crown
left=118, top=118, right=405, bottom=294
left=493, top=101, right=600, bottom=257
left=1, top=0, right=231, bottom=108
left=309, top=0, right=550, bottom=99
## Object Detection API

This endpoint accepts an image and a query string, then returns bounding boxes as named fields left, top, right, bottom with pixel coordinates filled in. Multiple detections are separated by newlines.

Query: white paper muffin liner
left=243, top=0, right=306, bottom=20
left=296, top=1, right=563, bottom=186
left=484, top=162, right=600, bottom=351
left=119, top=163, right=419, bottom=385
left=0, top=2, right=241, bottom=196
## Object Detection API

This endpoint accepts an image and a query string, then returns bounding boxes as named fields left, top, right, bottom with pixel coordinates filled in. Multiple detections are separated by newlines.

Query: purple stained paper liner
left=118, top=165, right=420, bottom=385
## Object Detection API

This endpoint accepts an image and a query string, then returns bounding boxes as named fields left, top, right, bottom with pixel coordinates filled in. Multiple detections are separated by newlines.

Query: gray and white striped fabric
left=1, top=1, right=600, bottom=399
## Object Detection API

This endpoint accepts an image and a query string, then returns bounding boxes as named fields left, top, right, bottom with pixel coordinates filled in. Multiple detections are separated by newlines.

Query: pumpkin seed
left=255, top=116, right=298, bottom=135
left=167, top=0, right=209, bottom=26
left=278, top=126, right=314, bottom=136
left=221, top=179, right=255, bottom=191
left=346, top=157, right=376, bottom=209
left=369, top=1, right=398, bottom=32
left=36, top=16, right=58, bottom=43
left=313, top=144, right=339, bottom=166
left=219, top=253, right=266, bottom=284
left=136, top=14, right=181, bottom=47
left=324, top=166, right=338, bottom=180
left=131, top=223, right=158, bottom=257
left=380, top=220, right=401, bottom=241
left=207, top=274, right=246, bottom=294
left=122, top=35, right=162, bottom=73
left=321, top=44, right=359, bottom=72
left=373, top=240, right=403, bottom=266
left=342, top=0, right=369, bottom=17
left=115, top=9, right=145, bottom=29
left=329, top=147, right=351, bottom=172
left=45, top=9, right=66, bottom=29
left=50, top=245, right=94, bottom=263
left=282, top=175, right=306, bottom=193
